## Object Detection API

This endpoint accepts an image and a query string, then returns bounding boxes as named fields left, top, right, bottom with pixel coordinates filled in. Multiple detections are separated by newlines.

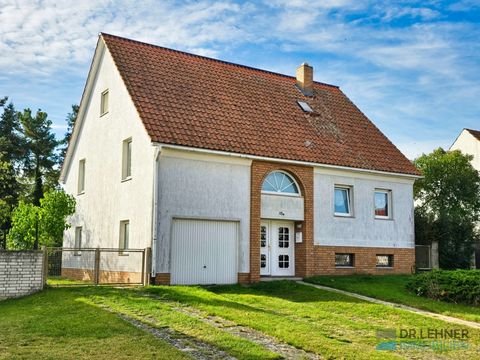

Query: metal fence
left=45, top=247, right=151, bottom=286
left=415, top=244, right=431, bottom=270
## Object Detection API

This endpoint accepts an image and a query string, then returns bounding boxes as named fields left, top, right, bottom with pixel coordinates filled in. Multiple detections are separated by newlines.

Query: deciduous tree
left=414, top=148, right=480, bottom=269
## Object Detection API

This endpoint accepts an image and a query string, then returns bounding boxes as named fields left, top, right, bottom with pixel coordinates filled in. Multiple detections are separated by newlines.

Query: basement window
left=376, top=255, right=394, bottom=268
left=297, top=100, right=313, bottom=113
left=335, top=253, right=354, bottom=267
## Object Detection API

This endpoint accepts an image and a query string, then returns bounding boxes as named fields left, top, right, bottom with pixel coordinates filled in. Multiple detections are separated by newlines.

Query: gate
left=415, top=245, right=431, bottom=270
left=45, top=247, right=151, bottom=286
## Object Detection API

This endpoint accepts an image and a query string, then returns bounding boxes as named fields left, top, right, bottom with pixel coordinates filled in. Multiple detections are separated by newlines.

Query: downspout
left=150, top=145, right=162, bottom=278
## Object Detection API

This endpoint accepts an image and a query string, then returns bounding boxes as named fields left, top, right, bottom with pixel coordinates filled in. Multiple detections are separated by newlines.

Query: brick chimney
left=296, top=63, right=313, bottom=96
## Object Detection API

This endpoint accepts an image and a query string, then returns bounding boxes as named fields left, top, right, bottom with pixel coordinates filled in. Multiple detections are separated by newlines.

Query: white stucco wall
left=314, top=168, right=415, bottom=248
left=155, top=148, right=251, bottom=273
left=450, top=129, right=480, bottom=171
left=62, top=41, right=156, bottom=255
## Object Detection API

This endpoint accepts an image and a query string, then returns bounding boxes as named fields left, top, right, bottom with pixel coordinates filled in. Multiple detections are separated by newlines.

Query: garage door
left=171, top=219, right=238, bottom=285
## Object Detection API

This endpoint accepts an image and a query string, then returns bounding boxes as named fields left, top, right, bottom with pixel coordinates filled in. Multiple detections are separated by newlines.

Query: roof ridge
left=100, top=32, right=339, bottom=89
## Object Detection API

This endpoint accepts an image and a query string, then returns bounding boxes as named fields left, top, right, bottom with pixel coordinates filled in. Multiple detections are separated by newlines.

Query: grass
left=304, top=274, right=480, bottom=323
left=2, top=281, right=480, bottom=359
left=0, top=287, right=187, bottom=360
left=144, top=281, right=480, bottom=359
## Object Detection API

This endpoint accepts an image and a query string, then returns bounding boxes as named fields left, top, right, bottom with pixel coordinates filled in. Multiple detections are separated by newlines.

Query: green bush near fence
left=406, top=269, right=480, bottom=306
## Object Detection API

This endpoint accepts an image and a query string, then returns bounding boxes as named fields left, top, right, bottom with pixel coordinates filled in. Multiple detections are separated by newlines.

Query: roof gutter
left=153, top=143, right=421, bottom=180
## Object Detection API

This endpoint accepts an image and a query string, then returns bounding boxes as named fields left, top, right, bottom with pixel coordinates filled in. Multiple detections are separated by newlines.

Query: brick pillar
left=250, top=161, right=314, bottom=281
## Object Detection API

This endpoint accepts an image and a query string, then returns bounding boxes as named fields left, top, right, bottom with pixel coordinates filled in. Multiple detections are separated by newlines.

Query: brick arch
left=248, top=160, right=314, bottom=283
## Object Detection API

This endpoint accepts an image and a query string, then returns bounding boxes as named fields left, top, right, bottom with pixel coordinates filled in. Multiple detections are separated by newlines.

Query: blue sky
left=1, top=0, right=479, bottom=159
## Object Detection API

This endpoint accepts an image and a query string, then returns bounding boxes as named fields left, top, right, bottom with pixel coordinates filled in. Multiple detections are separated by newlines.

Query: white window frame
left=119, top=220, right=129, bottom=253
left=74, top=226, right=82, bottom=256
left=100, top=89, right=109, bottom=116
left=374, top=189, right=392, bottom=219
left=261, top=170, right=301, bottom=197
left=334, top=185, right=353, bottom=217
left=78, top=159, right=85, bottom=194
left=122, top=138, right=132, bottom=181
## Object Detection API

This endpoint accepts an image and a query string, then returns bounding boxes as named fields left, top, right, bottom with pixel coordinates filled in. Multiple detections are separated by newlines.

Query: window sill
left=375, top=217, right=393, bottom=221
left=77, top=191, right=85, bottom=196
left=376, top=266, right=393, bottom=269
left=334, top=214, right=354, bottom=218
left=121, top=177, right=132, bottom=183
left=100, top=111, right=109, bottom=117
left=335, top=266, right=355, bottom=268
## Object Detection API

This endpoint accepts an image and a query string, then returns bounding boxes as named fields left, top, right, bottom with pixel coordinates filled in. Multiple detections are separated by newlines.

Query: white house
left=60, top=33, right=420, bottom=285
left=450, top=128, right=480, bottom=268
left=451, top=128, right=480, bottom=172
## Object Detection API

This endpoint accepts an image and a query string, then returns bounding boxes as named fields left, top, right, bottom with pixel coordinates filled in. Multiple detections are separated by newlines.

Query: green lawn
left=304, top=274, right=480, bottom=323
left=2, top=282, right=480, bottom=360
left=0, top=287, right=187, bottom=360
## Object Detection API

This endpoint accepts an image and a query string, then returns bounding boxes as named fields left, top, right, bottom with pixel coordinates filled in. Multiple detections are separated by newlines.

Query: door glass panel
left=278, top=227, right=289, bottom=248
left=261, top=254, right=266, bottom=268
left=260, top=226, right=267, bottom=247
left=278, top=255, right=289, bottom=268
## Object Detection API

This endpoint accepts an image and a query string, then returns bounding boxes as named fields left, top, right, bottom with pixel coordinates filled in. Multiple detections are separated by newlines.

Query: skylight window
left=297, top=100, right=313, bottom=113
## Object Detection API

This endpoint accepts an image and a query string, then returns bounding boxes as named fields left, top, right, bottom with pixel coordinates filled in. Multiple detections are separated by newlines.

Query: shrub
left=406, top=269, right=480, bottom=306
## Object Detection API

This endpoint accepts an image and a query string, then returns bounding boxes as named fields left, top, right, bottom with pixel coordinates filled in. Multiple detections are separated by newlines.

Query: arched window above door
left=261, top=171, right=300, bottom=195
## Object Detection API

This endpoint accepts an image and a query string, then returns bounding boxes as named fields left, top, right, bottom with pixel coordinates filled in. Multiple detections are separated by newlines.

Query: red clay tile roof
left=466, top=129, right=480, bottom=141
left=102, top=33, right=419, bottom=176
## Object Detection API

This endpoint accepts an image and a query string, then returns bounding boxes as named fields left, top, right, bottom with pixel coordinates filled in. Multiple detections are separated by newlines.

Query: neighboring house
left=450, top=128, right=480, bottom=269
left=450, top=129, right=480, bottom=172
left=60, top=33, right=420, bottom=285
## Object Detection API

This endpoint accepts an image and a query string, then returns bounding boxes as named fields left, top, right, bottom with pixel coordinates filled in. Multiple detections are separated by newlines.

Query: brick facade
left=61, top=268, right=143, bottom=284
left=250, top=160, right=314, bottom=282
left=154, top=273, right=171, bottom=285
left=313, top=246, right=415, bottom=275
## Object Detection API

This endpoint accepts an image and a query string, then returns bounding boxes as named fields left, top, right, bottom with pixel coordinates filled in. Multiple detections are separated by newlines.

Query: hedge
left=406, top=269, right=480, bottom=306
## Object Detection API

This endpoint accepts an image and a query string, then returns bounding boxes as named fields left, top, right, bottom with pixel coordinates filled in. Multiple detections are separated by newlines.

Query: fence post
left=42, top=247, right=48, bottom=288
left=94, top=247, right=100, bottom=285
left=145, top=247, right=152, bottom=286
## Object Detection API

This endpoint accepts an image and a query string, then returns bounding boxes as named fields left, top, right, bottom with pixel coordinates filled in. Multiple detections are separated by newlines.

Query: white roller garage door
left=171, top=219, right=238, bottom=285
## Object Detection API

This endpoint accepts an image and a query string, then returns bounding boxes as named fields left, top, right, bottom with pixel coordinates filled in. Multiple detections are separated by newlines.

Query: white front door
left=260, top=220, right=295, bottom=276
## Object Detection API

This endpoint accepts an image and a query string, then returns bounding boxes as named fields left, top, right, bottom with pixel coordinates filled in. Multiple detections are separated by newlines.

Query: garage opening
left=171, top=218, right=238, bottom=285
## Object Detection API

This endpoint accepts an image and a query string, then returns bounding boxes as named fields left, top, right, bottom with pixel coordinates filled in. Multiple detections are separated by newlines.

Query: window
left=375, top=190, right=392, bottom=219
left=78, top=159, right=85, bottom=194
left=119, top=220, right=129, bottom=251
left=260, top=226, right=267, bottom=248
left=334, top=186, right=352, bottom=216
left=278, top=227, right=290, bottom=248
left=122, top=138, right=132, bottom=180
left=335, top=253, right=354, bottom=267
left=261, top=254, right=267, bottom=268
left=376, top=255, right=394, bottom=268
left=100, top=89, right=109, bottom=115
left=74, top=227, right=82, bottom=255
left=262, top=171, right=300, bottom=195
left=279, top=255, right=289, bottom=268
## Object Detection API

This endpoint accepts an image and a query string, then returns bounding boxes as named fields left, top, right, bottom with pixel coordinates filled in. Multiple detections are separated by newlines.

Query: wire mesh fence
left=45, top=247, right=150, bottom=286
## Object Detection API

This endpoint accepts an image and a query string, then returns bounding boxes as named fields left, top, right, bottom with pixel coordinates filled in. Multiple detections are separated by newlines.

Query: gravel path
left=298, top=281, right=480, bottom=330
left=173, top=303, right=322, bottom=360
